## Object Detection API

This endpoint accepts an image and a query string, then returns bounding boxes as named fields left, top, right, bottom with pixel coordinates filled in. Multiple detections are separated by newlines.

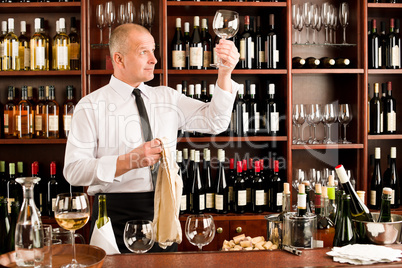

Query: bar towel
left=90, top=217, right=121, bottom=255
left=152, top=138, right=183, bottom=248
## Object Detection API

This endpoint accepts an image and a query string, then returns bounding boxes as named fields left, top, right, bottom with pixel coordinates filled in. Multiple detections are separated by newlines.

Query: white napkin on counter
left=327, top=244, right=402, bottom=265
left=90, top=217, right=121, bottom=255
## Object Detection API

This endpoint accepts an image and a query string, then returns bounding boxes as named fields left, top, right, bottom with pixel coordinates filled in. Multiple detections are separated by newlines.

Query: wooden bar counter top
left=103, top=245, right=402, bottom=268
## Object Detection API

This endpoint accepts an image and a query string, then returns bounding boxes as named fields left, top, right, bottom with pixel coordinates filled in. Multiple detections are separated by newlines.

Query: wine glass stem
left=297, top=124, right=301, bottom=143
left=343, top=27, right=346, bottom=44
left=100, top=29, right=103, bottom=44
left=327, top=124, right=332, bottom=142
left=343, top=124, right=347, bottom=142
left=198, top=246, right=203, bottom=251
left=294, top=29, right=298, bottom=44
left=325, top=27, right=328, bottom=44
left=306, top=26, right=309, bottom=44
left=313, top=124, right=317, bottom=141
left=109, top=26, right=112, bottom=40
left=71, top=230, right=78, bottom=264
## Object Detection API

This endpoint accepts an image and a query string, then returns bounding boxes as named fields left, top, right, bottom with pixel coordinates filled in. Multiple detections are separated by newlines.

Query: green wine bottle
left=97, top=194, right=109, bottom=228
left=0, top=197, right=10, bottom=254
left=6, top=201, right=20, bottom=252
left=333, top=194, right=357, bottom=247
left=378, top=187, right=392, bottom=222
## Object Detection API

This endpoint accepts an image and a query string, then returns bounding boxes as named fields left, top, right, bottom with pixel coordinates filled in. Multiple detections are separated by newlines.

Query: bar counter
left=103, top=245, right=402, bottom=268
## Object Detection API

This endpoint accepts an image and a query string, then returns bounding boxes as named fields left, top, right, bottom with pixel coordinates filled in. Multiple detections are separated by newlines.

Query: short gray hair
left=109, top=23, right=149, bottom=60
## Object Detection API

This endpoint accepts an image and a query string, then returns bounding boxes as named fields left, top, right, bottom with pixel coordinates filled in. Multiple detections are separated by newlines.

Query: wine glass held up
left=55, top=193, right=90, bottom=268
left=185, top=214, right=215, bottom=251
left=210, top=9, right=239, bottom=68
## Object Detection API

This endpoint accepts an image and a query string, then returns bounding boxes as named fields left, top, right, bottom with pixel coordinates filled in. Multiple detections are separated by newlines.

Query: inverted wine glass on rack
left=210, top=9, right=239, bottom=68
left=124, top=220, right=155, bottom=253
left=54, top=193, right=90, bottom=268
left=185, top=214, right=215, bottom=251
left=96, top=4, right=105, bottom=44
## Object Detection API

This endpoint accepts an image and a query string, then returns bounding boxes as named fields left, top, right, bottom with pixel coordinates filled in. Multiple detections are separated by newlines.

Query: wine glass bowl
left=292, top=104, right=307, bottom=144
left=124, top=220, right=155, bottom=253
left=96, top=4, right=105, bottom=44
left=338, top=104, right=353, bottom=144
left=55, top=193, right=90, bottom=268
left=105, top=1, right=116, bottom=40
left=185, top=214, right=215, bottom=251
left=323, top=104, right=337, bottom=144
left=210, top=9, right=239, bottom=68
left=147, top=1, right=155, bottom=33
left=125, top=1, right=136, bottom=24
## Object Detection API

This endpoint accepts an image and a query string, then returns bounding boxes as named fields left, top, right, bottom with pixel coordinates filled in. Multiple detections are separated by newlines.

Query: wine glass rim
left=216, top=9, right=239, bottom=15
left=126, top=219, right=153, bottom=225
left=57, top=192, right=87, bottom=198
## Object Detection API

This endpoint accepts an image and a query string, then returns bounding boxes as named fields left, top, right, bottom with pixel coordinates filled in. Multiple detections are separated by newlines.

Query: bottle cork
left=315, top=183, right=322, bottom=194
left=383, top=187, right=393, bottom=195
left=322, top=186, right=328, bottom=198
left=328, top=175, right=335, bottom=187
left=298, top=184, right=305, bottom=194
left=283, top=183, right=290, bottom=194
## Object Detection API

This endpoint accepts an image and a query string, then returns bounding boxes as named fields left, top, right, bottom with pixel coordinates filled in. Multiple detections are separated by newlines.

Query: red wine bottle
left=369, top=83, right=382, bottom=134
left=247, top=84, right=259, bottom=136
left=215, top=149, right=228, bottom=214
left=47, top=161, right=58, bottom=217
left=177, top=150, right=188, bottom=215
left=292, top=57, right=305, bottom=68
left=383, top=81, right=396, bottom=134
left=370, top=147, right=383, bottom=210
left=239, top=15, right=254, bottom=69
left=252, top=160, right=264, bottom=213
left=234, top=85, right=246, bottom=137
left=383, top=147, right=399, bottom=208
left=201, top=18, right=212, bottom=70
left=255, top=16, right=265, bottom=69
left=269, top=160, right=283, bottom=212
left=190, top=151, right=205, bottom=214
left=171, top=18, right=186, bottom=70
left=386, top=18, right=400, bottom=69
left=379, top=21, right=386, bottom=69
left=32, top=161, right=45, bottom=214
left=203, top=149, right=214, bottom=212
left=234, top=161, right=246, bottom=214
left=228, top=158, right=235, bottom=212
left=369, top=19, right=380, bottom=69
left=183, top=22, right=191, bottom=70
left=266, top=14, right=278, bottom=69
left=263, top=82, right=279, bottom=136
left=243, top=159, right=252, bottom=212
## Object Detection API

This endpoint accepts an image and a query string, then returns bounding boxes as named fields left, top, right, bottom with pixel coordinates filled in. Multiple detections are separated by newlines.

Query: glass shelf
left=292, top=43, right=357, bottom=47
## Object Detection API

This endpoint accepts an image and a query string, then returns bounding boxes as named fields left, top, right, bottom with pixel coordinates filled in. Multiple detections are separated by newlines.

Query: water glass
left=34, top=224, right=53, bottom=268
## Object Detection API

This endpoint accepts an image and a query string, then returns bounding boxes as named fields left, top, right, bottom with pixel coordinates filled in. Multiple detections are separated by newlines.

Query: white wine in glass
left=55, top=193, right=90, bottom=268
left=210, top=10, right=239, bottom=68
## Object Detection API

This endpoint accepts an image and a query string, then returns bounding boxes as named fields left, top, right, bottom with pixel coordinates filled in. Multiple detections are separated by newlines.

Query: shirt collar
left=109, top=75, right=150, bottom=100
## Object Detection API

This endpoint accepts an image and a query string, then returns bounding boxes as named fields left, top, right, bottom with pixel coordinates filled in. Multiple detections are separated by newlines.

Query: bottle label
left=380, top=112, right=383, bottom=133
left=215, top=194, right=223, bottom=210
left=391, top=190, right=395, bottom=205
left=274, top=50, right=279, bottom=63
left=392, top=45, right=400, bottom=67
left=255, top=190, right=264, bottom=206
left=297, top=194, right=306, bottom=209
left=206, top=193, right=214, bottom=209
left=7, top=198, right=15, bottom=214
left=379, top=47, right=382, bottom=67
left=199, top=194, right=205, bottom=211
left=239, top=39, right=246, bottom=60
left=172, top=50, right=186, bottom=68
left=57, top=44, right=68, bottom=67
left=63, top=115, right=72, bottom=131
left=370, top=190, right=376, bottom=206
left=229, top=186, right=234, bottom=202
left=36, top=45, right=45, bottom=67
left=203, top=50, right=211, bottom=68
left=213, top=47, right=218, bottom=65
left=69, top=43, right=80, bottom=60
left=4, top=114, right=9, bottom=133
left=12, top=40, right=19, bottom=57
left=264, top=192, right=267, bottom=205
left=387, top=111, right=396, bottom=132
left=259, top=51, right=265, bottom=63
left=35, top=115, right=43, bottom=131
left=270, top=112, right=279, bottom=131
left=181, top=195, right=187, bottom=211
left=49, top=115, right=59, bottom=131
left=255, top=112, right=260, bottom=131
left=277, top=192, right=283, bottom=206
left=189, top=46, right=202, bottom=67
left=243, top=108, right=249, bottom=132
left=16, top=115, right=21, bottom=131
left=238, top=190, right=247, bottom=206
left=246, top=188, right=251, bottom=203
left=24, top=47, right=30, bottom=68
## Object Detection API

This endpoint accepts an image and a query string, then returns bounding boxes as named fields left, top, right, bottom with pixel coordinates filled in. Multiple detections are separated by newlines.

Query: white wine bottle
left=97, top=194, right=109, bottom=228
left=55, top=18, right=70, bottom=70
left=18, top=21, right=30, bottom=71
left=30, top=18, right=47, bottom=71
left=3, top=18, right=19, bottom=71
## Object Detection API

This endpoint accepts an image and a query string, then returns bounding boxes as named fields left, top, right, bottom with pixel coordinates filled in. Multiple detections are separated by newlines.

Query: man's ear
left=113, top=52, right=124, bottom=67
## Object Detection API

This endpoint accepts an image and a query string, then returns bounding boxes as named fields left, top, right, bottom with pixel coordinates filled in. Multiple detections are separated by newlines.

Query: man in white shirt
left=63, top=23, right=239, bottom=253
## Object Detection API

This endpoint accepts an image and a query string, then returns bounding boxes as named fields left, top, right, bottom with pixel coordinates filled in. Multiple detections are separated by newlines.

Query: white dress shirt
left=63, top=75, right=239, bottom=195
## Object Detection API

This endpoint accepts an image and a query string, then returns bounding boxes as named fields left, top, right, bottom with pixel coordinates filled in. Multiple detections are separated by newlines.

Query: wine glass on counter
left=55, top=193, right=90, bottom=268
left=339, top=2, right=349, bottom=44
left=338, top=104, right=353, bottom=144
left=210, top=9, right=239, bottom=68
left=185, top=214, right=215, bottom=251
left=96, top=4, right=105, bottom=44
left=105, top=1, right=116, bottom=40
left=124, top=220, right=155, bottom=253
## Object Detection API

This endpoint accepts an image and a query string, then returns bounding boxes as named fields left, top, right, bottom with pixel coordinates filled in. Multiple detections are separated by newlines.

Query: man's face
left=122, top=30, right=157, bottom=86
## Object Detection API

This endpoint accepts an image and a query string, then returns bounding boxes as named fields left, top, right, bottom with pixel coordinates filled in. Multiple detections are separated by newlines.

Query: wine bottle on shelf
left=292, top=57, right=305, bottom=69
left=252, top=160, right=264, bottom=213
left=369, top=83, right=382, bottom=134
left=18, top=21, right=30, bottom=71
left=247, top=84, right=259, bottom=136
left=228, top=158, right=235, bottom=212
left=188, top=149, right=195, bottom=189
left=45, top=85, right=60, bottom=138
left=370, top=147, right=383, bottom=210
left=32, top=161, right=45, bottom=214
left=17, top=161, right=24, bottom=178
left=333, top=194, right=357, bottom=247
left=177, top=150, right=188, bottom=215
left=0, top=161, right=6, bottom=198
left=386, top=18, right=400, bottom=69
left=47, top=161, right=58, bottom=217
left=335, top=58, right=351, bottom=68
left=234, top=160, right=246, bottom=214
left=266, top=14, right=278, bottom=69
left=201, top=18, right=212, bottom=70
left=278, top=182, right=290, bottom=221
left=63, top=85, right=76, bottom=138
left=52, top=19, right=60, bottom=69
left=297, top=184, right=307, bottom=216
left=183, top=22, right=191, bottom=70
left=54, top=18, right=70, bottom=70
left=319, top=57, right=335, bottom=68
left=203, top=149, right=214, bottom=213
left=239, top=15, right=254, bottom=69
left=30, top=18, right=47, bottom=71
left=263, top=82, right=279, bottom=136
left=383, top=81, right=396, bottom=134
left=314, top=183, right=322, bottom=216
left=35, top=86, right=46, bottom=138
left=378, top=187, right=392, bottom=222
left=0, top=198, right=9, bottom=254
left=215, top=149, right=228, bottom=214
left=0, top=21, right=7, bottom=71
left=17, top=86, right=34, bottom=139
left=234, top=85, right=246, bottom=137
left=171, top=18, right=185, bottom=70
left=4, top=86, right=17, bottom=138
left=327, top=175, right=337, bottom=223
left=269, top=160, right=283, bottom=213
left=189, top=16, right=202, bottom=70
left=379, top=21, right=386, bottom=69
left=5, top=200, right=19, bottom=252
left=97, top=194, right=109, bottom=228
left=182, top=148, right=189, bottom=176
left=190, top=151, right=205, bottom=214
left=3, top=18, right=19, bottom=71
left=335, top=165, right=374, bottom=222
left=395, top=19, right=401, bottom=69
left=200, top=81, right=210, bottom=103
left=39, top=17, right=50, bottom=71
left=212, top=34, right=221, bottom=67
left=242, top=159, right=252, bottom=212
left=7, top=163, right=22, bottom=213
left=383, top=147, right=399, bottom=208
left=255, top=16, right=265, bottom=69
left=304, top=57, right=320, bottom=68
left=369, top=19, right=380, bottom=69
left=68, top=17, right=80, bottom=70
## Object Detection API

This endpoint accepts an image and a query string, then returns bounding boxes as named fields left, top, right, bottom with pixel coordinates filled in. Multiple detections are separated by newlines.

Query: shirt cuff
left=97, top=155, right=121, bottom=183
left=213, top=79, right=239, bottom=109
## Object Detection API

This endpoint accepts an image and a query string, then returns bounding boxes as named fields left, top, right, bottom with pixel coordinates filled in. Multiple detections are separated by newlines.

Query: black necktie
left=132, top=88, right=158, bottom=187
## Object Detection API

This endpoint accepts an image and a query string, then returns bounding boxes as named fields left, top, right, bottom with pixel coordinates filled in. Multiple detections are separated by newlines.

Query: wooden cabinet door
left=178, top=219, right=229, bottom=252
left=229, top=220, right=267, bottom=240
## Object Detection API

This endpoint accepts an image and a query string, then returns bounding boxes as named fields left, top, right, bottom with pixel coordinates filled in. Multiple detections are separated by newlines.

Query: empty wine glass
left=306, top=110, right=313, bottom=144
left=293, top=104, right=307, bottom=144
left=339, top=2, right=349, bottom=44
left=296, top=8, right=304, bottom=44
left=117, top=4, right=126, bottom=25
left=321, top=2, right=332, bottom=44
left=185, top=214, right=215, bottom=251
left=126, top=1, right=136, bottom=23
left=303, top=2, right=312, bottom=44
left=338, top=104, right=353, bottom=144
left=332, top=7, right=338, bottom=44
left=124, top=220, right=155, bottom=253
left=105, top=1, right=115, bottom=40
left=292, top=4, right=301, bottom=44
left=210, top=9, right=239, bottom=68
left=311, top=4, right=319, bottom=44
left=96, top=4, right=105, bottom=44
left=328, top=7, right=335, bottom=44
left=147, top=1, right=155, bottom=33
left=308, top=104, right=322, bottom=144
left=323, top=104, right=337, bottom=144
left=139, top=3, right=147, bottom=26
